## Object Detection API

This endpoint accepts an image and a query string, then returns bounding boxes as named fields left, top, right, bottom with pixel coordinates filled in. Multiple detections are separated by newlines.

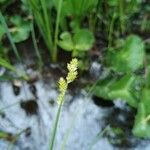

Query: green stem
left=53, top=0, right=63, bottom=62
left=40, top=0, right=53, bottom=56
left=108, top=13, right=117, bottom=48
left=31, top=20, right=43, bottom=70
left=49, top=102, right=63, bottom=150
left=118, top=0, right=125, bottom=34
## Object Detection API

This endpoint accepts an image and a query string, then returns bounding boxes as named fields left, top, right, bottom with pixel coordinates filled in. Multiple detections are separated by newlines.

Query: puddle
left=0, top=80, right=150, bottom=150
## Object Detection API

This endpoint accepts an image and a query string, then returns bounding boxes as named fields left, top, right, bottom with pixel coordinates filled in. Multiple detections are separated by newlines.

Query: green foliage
left=92, top=35, right=150, bottom=138
left=107, top=0, right=142, bottom=33
left=92, top=74, right=138, bottom=107
left=58, top=29, right=94, bottom=56
left=107, top=35, right=145, bottom=72
left=133, top=89, right=150, bottom=138
left=0, top=11, right=21, bottom=61
left=10, top=15, right=31, bottom=43
left=0, top=57, right=29, bottom=80
left=108, top=75, right=138, bottom=107
left=53, top=0, right=98, bottom=29
left=28, top=0, right=54, bottom=61
left=107, top=0, right=141, bottom=14
left=0, top=57, right=16, bottom=72
left=0, top=23, right=5, bottom=40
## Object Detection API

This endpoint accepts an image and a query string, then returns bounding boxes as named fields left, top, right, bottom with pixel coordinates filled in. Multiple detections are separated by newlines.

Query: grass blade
left=0, top=11, right=21, bottom=61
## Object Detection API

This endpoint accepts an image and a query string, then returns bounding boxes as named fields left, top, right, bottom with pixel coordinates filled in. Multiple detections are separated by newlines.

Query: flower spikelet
left=57, top=77, right=67, bottom=105
left=57, top=58, right=78, bottom=105
left=58, top=77, right=67, bottom=92
left=66, top=58, right=78, bottom=83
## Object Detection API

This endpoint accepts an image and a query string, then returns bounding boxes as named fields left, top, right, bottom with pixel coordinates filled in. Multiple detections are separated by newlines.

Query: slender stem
left=49, top=102, right=63, bottom=150
left=108, top=13, right=116, bottom=48
left=118, top=0, right=125, bottom=34
left=53, top=0, right=63, bottom=62
left=40, top=0, right=53, bottom=56
left=0, top=11, right=21, bottom=61
left=31, top=20, right=43, bottom=70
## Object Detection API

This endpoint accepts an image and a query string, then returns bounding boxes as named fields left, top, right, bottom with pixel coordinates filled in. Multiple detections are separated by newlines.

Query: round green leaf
left=58, top=32, right=74, bottom=51
left=108, top=35, right=145, bottom=72
left=74, top=29, right=94, bottom=51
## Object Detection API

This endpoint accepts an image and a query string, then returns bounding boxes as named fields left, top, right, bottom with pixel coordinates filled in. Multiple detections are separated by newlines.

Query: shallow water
left=0, top=80, right=150, bottom=150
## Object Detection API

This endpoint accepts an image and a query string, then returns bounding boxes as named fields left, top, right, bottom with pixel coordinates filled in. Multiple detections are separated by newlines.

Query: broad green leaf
left=92, top=78, right=116, bottom=100
left=92, top=75, right=138, bottom=107
left=107, top=35, right=145, bottom=73
left=10, top=15, right=31, bottom=43
left=58, top=29, right=94, bottom=53
left=73, top=29, right=94, bottom=51
left=108, top=75, right=138, bottom=107
left=132, top=89, right=150, bottom=137
left=58, top=32, right=74, bottom=51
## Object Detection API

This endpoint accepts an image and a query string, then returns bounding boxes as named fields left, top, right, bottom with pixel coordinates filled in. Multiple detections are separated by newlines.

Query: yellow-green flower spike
left=57, top=58, right=78, bottom=105
left=66, top=58, right=78, bottom=83
left=58, top=77, right=67, bottom=92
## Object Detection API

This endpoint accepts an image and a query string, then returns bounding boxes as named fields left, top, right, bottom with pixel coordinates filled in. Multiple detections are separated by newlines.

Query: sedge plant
left=49, top=58, right=78, bottom=150
left=28, top=0, right=63, bottom=62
